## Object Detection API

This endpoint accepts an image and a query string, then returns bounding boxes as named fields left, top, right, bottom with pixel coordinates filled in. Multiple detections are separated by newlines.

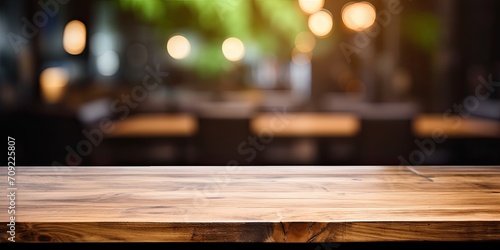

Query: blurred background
left=0, top=0, right=499, bottom=166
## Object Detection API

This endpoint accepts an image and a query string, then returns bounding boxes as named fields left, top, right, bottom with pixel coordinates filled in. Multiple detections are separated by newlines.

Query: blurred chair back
left=356, top=103, right=418, bottom=165
left=195, top=101, right=255, bottom=165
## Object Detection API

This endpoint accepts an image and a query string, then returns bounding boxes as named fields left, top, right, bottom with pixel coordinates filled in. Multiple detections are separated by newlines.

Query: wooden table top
left=413, top=114, right=500, bottom=138
left=251, top=113, right=361, bottom=137
left=105, top=113, right=197, bottom=138
left=101, top=112, right=500, bottom=139
left=2, top=166, right=500, bottom=242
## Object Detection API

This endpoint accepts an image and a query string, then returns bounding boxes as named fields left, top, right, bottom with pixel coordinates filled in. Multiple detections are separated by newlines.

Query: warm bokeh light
left=295, top=31, right=316, bottom=53
left=342, top=2, right=377, bottom=31
left=167, top=35, right=191, bottom=59
left=308, top=10, right=333, bottom=37
left=63, top=20, right=86, bottom=55
left=298, top=0, right=324, bottom=14
left=222, top=37, right=245, bottom=62
left=40, top=67, right=69, bottom=103
left=97, top=50, right=120, bottom=76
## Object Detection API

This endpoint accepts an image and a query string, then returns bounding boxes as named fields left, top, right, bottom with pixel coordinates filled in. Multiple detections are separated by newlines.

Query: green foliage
left=118, top=0, right=307, bottom=78
left=402, top=12, right=440, bottom=53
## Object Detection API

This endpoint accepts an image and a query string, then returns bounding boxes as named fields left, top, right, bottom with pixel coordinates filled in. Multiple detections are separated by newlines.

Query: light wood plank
left=1, top=166, right=500, bottom=242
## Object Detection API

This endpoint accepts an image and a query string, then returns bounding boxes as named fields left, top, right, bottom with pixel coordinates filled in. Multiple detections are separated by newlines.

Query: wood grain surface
left=1, top=166, right=500, bottom=242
